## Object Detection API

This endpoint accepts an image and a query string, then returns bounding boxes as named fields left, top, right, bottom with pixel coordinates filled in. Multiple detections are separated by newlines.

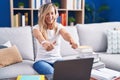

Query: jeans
left=33, top=60, right=54, bottom=74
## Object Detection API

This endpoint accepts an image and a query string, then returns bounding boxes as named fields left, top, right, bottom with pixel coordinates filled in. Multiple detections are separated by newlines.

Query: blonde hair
left=38, top=3, right=58, bottom=40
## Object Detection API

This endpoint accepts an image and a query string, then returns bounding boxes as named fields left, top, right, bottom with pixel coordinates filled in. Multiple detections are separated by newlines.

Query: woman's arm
left=59, top=28, right=78, bottom=49
left=33, top=29, right=45, bottom=43
left=32, top=29, right=54, bottom=51
left=33, top=29, right=46, bottom=44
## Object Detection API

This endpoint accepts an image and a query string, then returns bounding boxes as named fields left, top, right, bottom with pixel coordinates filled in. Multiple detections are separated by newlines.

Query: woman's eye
left=46, top=13, right=49, bottom=16
left=51, top=12, right=53, bottom=15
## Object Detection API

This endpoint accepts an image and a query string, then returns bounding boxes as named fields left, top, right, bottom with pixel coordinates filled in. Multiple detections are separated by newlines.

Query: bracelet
left=41, top=40, right=48, bottom=45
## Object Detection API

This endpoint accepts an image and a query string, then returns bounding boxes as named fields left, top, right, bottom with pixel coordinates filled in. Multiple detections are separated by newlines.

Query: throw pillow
left=106, top=29, right=120, bottom=53
left=0, top=45, right=8, bottom=49
left=0, top=41, right=12, bottom=48
left=0, top=41, right=12, bottom=49
left=114, top=27, right=120, bottom=30
left=2, top=41, right=12, bottom=47
left=0, top=45, right=23, bottom=68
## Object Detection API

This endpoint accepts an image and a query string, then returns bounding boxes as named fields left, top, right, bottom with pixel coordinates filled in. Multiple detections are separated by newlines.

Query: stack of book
left=75, top=46, right=100, bottom=63
left=75, top=46, right=105, bottom=69
left=62, top=45, right=105, bottom=69
left=91, top=68, right=120, bottom=80
left=92, top=61, right=105, bottom=69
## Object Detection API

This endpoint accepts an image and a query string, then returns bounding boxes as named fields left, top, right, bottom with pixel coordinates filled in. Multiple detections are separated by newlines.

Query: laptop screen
left=53, top=58, right=93, bottom=80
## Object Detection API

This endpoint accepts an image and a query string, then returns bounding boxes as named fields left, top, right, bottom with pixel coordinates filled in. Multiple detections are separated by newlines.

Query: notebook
left=46, top=58, right=93, bottom=80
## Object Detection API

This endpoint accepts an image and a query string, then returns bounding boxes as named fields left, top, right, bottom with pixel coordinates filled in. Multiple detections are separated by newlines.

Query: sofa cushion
left=107, top=29, right=120, bottom=53
left=0, top=27, right=34, bottom=60
left=0, top=60, right=38, bottom=79
left=76, top=22, right=120, bottom=52
left=98, top=53, right=120, bottom=71
left=0, top=45, right=22, bottom=68
left=60, top=27, right=79, bottom=56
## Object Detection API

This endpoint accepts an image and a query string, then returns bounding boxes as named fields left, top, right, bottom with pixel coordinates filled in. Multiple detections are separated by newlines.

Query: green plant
left=54, top=2, right=60, bottom=8
left=85, top=2, right=109, bottom=23
left=68, top=17, right=75, bottom=23
left=18, top=2, right=24, bottom=7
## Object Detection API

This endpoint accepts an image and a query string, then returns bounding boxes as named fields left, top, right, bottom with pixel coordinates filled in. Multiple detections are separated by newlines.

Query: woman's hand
left=42, top=41, right=55, bottom=51
left=59, top=28, right=78, bottom=49
left=70, top=40, right=78, bottom=49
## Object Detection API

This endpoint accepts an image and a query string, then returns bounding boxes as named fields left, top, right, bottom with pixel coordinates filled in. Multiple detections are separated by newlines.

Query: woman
left=33, top=3, right=78, bottom=74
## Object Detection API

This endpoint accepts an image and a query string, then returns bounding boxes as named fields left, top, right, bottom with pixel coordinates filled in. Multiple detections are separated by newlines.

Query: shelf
left=10, top=0, right=84, bottom=27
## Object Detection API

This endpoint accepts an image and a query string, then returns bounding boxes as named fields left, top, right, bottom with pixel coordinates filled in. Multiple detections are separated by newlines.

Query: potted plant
left=54, top=2, right=60, bottom=8
left=18, top=2, right=24, bottom=8
left=85, top=2, right=109, bottom=23
left=68, top=17, right=75, bottom=26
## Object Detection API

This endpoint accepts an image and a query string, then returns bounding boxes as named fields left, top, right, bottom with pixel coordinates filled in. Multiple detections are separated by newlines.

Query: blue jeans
left=33, top=60, right=54, bottom=74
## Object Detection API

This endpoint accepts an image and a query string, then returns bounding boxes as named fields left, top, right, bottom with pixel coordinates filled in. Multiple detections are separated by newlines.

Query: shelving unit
left=10, top=0, right=84, bottom=27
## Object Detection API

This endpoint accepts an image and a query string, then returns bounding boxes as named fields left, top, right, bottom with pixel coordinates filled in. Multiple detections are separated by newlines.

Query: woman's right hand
left=42, top=41, right=55, bottom=51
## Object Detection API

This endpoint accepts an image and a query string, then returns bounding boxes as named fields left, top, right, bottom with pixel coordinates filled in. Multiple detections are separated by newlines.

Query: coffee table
left=1, top=76, right=97, bottom=80
left=0, top=77, right=16, bottom=80
left=2, top=76, right=120, bottom=80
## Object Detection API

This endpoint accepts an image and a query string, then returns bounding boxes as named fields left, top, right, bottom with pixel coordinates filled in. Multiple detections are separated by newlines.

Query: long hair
left=38, top=3, right=58, bottom=40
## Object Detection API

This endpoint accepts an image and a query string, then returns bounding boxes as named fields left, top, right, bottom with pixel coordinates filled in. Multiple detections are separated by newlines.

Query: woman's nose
left=49, top=14, right=52, bottom=17
left=48, top=14, right=53, bottom=18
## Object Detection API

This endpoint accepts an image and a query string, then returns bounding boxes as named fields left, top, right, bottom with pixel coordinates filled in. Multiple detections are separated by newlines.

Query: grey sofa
left=0, top=22, right=120, bottom=79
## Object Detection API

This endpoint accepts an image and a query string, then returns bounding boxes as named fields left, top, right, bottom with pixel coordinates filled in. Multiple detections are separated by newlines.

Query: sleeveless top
left=33, top=23, right=64, bottom=63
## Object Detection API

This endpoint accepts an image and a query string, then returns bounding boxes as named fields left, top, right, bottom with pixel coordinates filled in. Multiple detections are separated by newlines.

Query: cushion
left=106, top=29, right=120, bottom=53
left=1, top=41, right=12, bottom=47
left=114, top=27, right=120, bottom=30
left=0, top=45, right=7, bottom=49
left=0, top=27, right=34, bottom=60
left=76, top=22, right=120, bottom=52
left=0, top=45, right=23, bottom=68
left=0, top=41, right=12, bottom=49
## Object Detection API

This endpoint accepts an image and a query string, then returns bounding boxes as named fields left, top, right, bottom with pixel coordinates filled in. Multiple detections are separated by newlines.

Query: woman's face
left=45, top=6, right=55, bottom=25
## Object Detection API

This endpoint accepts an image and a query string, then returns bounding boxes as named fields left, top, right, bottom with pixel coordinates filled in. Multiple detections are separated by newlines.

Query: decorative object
left=107, top=29, right=120, bottom=54
left=85, top=1, right=109, bottom=23
left=68, top=17, right=75, bottom=26
left=0, top=45, right=22, bottom=68
left=18, top=2, right=24, bottom=8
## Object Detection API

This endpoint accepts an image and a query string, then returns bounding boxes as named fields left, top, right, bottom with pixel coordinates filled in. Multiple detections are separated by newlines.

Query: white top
left=33, top=23, right=64, bottom=63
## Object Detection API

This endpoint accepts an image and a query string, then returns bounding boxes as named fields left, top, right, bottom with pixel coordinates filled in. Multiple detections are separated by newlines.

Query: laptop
left=46, top=58, right=93, bottom=80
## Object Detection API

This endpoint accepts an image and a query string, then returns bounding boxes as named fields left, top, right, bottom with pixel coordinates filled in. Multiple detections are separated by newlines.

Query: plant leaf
left=98, top=4, right=109, bottom=12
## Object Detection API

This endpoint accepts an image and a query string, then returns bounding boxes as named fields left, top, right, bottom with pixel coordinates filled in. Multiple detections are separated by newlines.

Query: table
left=1, top=77, right=96, bottom=80
left=0, top=77, right=16, bottom=80
left=1, top=76, right=120, bottom=80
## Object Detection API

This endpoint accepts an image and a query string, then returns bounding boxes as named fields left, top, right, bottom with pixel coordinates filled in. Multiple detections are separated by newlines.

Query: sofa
left=0, top=22, right=120, bottom=79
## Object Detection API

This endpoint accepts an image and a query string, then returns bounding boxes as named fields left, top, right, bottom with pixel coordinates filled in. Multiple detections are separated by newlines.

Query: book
left=22, top=15, right=25, bottom=27
left=78, top=52, right=99, bottom=59
left=60, top=13, right=66, bottom=26
left=24, top=13, right=28, bottom=26
left=91, top=68, right=120, bottom=80
left=67, top=0, right=73, bottom=9
left=62, top=54, right=100, bottom=63
left=92, top=61, right=105, bottom=69
left=75, top=45, right=93, bottom=53
left=17, top=75, right=45, bottom=80
left=75, top=46, right=100, bottom=62
left=77, top=0, right=81, bottom=9
left=18, top=12, right=22, bottom=26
